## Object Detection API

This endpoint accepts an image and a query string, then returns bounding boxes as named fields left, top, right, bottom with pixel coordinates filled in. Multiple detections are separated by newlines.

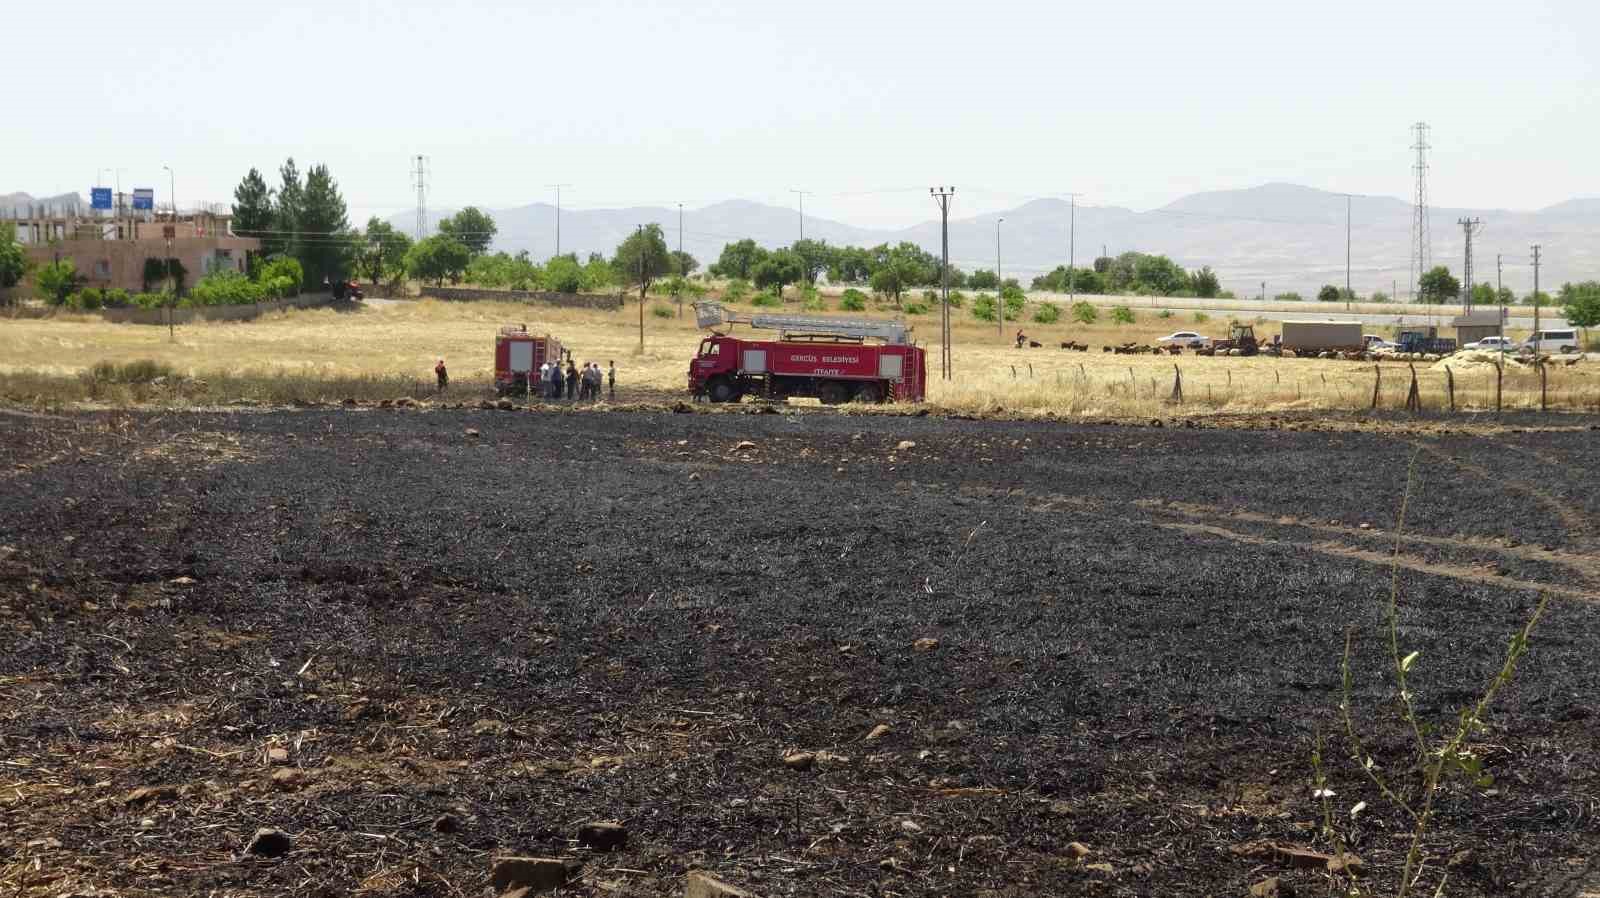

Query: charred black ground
left=2, top=407, right=1598, bottom=897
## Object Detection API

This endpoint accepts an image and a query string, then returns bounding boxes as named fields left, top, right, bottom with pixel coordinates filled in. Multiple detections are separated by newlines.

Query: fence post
left=1540, top=360, right=1548, bottom=412
left=1169, top=364, right=1183, bottom=404
left=1371, top=365, right=1381, bottom=409
left=1010, top=365, right=1016, bottom=379
left=1405, top=363, right=1421, bottom=413
left=1445, top=365, right=1455, bottom=412
left=1495, top=360, right=1503, bottom=413
left=1028, top=363, right=1033, bottom=379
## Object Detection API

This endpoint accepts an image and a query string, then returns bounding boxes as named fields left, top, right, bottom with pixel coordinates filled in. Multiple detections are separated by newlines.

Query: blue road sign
left=91, top=187, right=112, bottom=210
left=132, top=188, right=154, bottom=210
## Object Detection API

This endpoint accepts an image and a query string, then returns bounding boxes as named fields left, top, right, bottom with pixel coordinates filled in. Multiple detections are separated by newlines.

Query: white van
left=1520, top=329, right=1581, bottom=354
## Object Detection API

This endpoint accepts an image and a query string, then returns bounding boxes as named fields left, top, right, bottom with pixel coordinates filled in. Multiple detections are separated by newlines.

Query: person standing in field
left=565, top=359, right=578, bottom=400
left=607, top=361, right=616, bottom=400
left=587, top=362, right=602, bottom=400
left=434, top=358, right=448, bottom=392
left=551, top=360, right=565, bottom=401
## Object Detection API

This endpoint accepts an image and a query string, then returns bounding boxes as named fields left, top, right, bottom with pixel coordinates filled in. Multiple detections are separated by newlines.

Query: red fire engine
left=494, top=326, right=564, bottom=395
left=688, top=301, right=926, bottom=404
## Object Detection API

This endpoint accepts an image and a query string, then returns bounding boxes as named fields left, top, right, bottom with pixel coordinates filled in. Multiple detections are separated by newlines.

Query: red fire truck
left=688, top=302, right=925, bottom=404
left=494, top=326, right=564, bottom=395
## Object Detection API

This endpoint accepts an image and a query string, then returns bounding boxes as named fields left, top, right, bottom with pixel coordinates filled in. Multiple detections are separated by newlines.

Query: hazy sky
left=10, top=0, right=1597, bottom=228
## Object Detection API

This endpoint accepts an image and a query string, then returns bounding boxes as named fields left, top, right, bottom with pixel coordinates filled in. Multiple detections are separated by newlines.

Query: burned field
left=2, top=407, right=1599, bottom=897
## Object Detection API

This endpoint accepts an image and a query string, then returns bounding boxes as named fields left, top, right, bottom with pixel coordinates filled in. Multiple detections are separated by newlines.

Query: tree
left=355, top=217, right=412, bottom=285
left=1559, top=281, right=1600, bottom=341
left=1191, top=266, right=1221, bottom=299
left=1092, top=256, right=1113, bottom=274
left=827, top=246, right=875, bottom=283
left=438, top=207, right=497, bottom=256
left=968, top=268, right=999, bottom=289
left=405, top=236, right=471, bottom=286
left=669, top=250, right=698, bottom=276
left=791, top=239, right=833, bottom=285
left=0, top=229, right=26, bottom=290
left=710, top=239, right=768, bottom=280
left=1317, top=284, right=1341, bottom=302
left=545, top=256, right=584, bottom=293
left=1469, top=282, right=1499, bottom=306
left=297, top=164, right=351, bottom=289
left=231, top=168, right=274, bottom=272
left=36, top=259, right=79, bottom=305
left=613, top=224, right=672, bottom=299
left=269, top=158, right=304, bottom=259
left=1418, top=266, right=1459, bottom=304
left=752, top=249, right=804, bottom=299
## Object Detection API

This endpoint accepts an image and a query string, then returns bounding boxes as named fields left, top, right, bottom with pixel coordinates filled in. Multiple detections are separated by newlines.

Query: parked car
left=1520, top=329, right=1581, bottom=354
left=1156, top=331, right=1212, bottom=349
left=1464, top=336, right=1516, bottom=352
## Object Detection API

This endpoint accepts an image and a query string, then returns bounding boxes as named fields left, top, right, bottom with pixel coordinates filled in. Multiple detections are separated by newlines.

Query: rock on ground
left=684, top=871, right=757, bottom=898
left=490, top=857, right=569, bottom=892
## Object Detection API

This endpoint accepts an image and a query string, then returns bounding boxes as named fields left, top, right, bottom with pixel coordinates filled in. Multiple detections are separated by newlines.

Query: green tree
left=1370, top=291, right=1392, bottom=303
left=405, top=236, right=471, bottom=286
left=968, top=268, right=999, bottom=289
left=790, top=239, right=834, bottom=285
left=255, top=257, right=304, bottom=296
left=1092, top=256, right=1113, bottom=274
left=613, top=224, right=672, bottom=300
left=0, top=229, right=26, bottom=290
left=36, top=259, right=79, bottom=305
left=1418, top=265, right=1459, bottom=304
left=970, top=293, right=997, bottom=322
left=1032, top=302, right=1060, bottom=324
left=297, top=164, right=351, bottom=289
left=710, top=239, right=768, bottom=280
left=827, top=246, right=875, bottom=283
left=355, top=217, right=412, bottom=285
left=839, top=288, right=867, bottom=311
left=1071, top=301, right=1098, bottom=324
left=1191, top=266, right=1221, bottom=298
left=1469, top=282, right=1498, bottom=306
left=1559, top=281, right=1600, bottom=341
left=752, top=249, right=804, bottom=299
left=1317, top=284, right=1341, bottom=302
left=438, top=207, right=497, bottom=256
left=545, top=255, right=584, bottom=293
left=269, top=158, right=304, bottom=259
left=670, top=250, right=698, bottom=276
left=231, top=167, right=274, bottom=273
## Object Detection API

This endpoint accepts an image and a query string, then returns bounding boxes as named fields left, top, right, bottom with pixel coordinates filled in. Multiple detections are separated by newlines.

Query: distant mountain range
left=387, top=183, right=1600, bottom=298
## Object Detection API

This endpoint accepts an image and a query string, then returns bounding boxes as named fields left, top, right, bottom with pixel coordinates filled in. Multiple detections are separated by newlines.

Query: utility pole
left=1065, top=192, right=1083, bottom=300
left=1497, top=254, right=1505, bottom=343
left=1260, top=281, right=1266, bottom=302
left=548, top=184, right=571, bottom=258
left=677, top=202, right=685, bottom=318
left=1410, top=122, right=1432, bottom=303
left=637, top=225, right=646, bottom=352
left=790, top=189, right=809, bottom=242
left=996, top=218, right=1005, bottom=340
left=1458, top=217, right=1481, bottom=313
left=1531, top=244, right=1542, bottom=353
left=930, top=187, right=955, bottom=380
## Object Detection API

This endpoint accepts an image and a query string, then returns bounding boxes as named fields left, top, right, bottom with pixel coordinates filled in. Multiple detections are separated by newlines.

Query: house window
left=94, top=260, right=111, bottom=279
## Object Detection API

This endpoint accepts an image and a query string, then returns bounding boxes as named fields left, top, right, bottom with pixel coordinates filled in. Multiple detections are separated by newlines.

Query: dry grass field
left=1, top=296, right=1594, bottom=414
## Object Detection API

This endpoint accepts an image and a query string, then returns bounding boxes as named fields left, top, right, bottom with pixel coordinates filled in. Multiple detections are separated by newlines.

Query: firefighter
left=434, top=358, right=448, bottom=392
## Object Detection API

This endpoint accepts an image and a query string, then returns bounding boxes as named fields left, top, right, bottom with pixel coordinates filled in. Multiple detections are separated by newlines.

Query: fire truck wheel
left=855, top=382, right=883, bottom=404
left=707, top=378, right=737, bottom=403
left=818, top=381, right=850, bottom=405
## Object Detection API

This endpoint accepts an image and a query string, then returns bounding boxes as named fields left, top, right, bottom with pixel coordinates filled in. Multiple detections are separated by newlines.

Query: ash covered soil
left=2, top=407, right=1599, bottom=897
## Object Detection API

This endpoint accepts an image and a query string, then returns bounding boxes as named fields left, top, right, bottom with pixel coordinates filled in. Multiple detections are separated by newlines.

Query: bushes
left=188, top=270, right=267, bottom=306
left=904, top=302, right=929, bottom=315
left=86, top=359, right=176, bottom=383
left=1032, top=302, right=1060, bottom=324
left=1193, top=311, right=1210, bottom=323
left=803, top=291, right=827, bottom=312
left=255, top=257, right=303, bottom=296
left=721, top=279, right=751, bottom=303
left=36, top=259, right=78, bottom=305
left=66, top=288, right=104, bottom=310
left=945, top=290, right=965, bottom=308
left=751, top=290, right=782, bottom=308
left=141, top=257, right=187, bottom=294
left=1275, top=292, right=1304, bottom=302
left=1071, top=301, right=1098, bottom=324
left=651, top=303, right=675, bottom=318
left=1110, top=305, right=1135, bottom=325
left=971, top=293, right=997, bottom=322
left=839, top=288, right=867, bottom=311
left=1003, top=292, right=1025, bottom=319
left=1157, top=308, right=1173, bottom=319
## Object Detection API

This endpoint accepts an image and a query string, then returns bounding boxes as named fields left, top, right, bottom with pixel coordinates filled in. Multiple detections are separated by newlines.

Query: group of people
left=539, top=358, right=613, bottom=401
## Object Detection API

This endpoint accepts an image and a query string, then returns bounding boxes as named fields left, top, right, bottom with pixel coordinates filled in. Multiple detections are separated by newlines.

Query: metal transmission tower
left=1458, top=217, right=1482, bottom=312
left=930, top=187, right=955, bottom=380
left=547, top=184, right=571, bottom=258
left=411, top=155, right=429, bottom=240
left=1409, top=122, right=1431, bottom=300
left=1531, top=244, right=1543, bottom=351
left=790, top=190, right=810, bottom=241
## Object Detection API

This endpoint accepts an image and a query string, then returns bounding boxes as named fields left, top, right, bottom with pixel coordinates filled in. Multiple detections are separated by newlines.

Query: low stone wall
left=424, top=286, right=622, bottom=310
left=91, top=293, right=342, bottom=325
